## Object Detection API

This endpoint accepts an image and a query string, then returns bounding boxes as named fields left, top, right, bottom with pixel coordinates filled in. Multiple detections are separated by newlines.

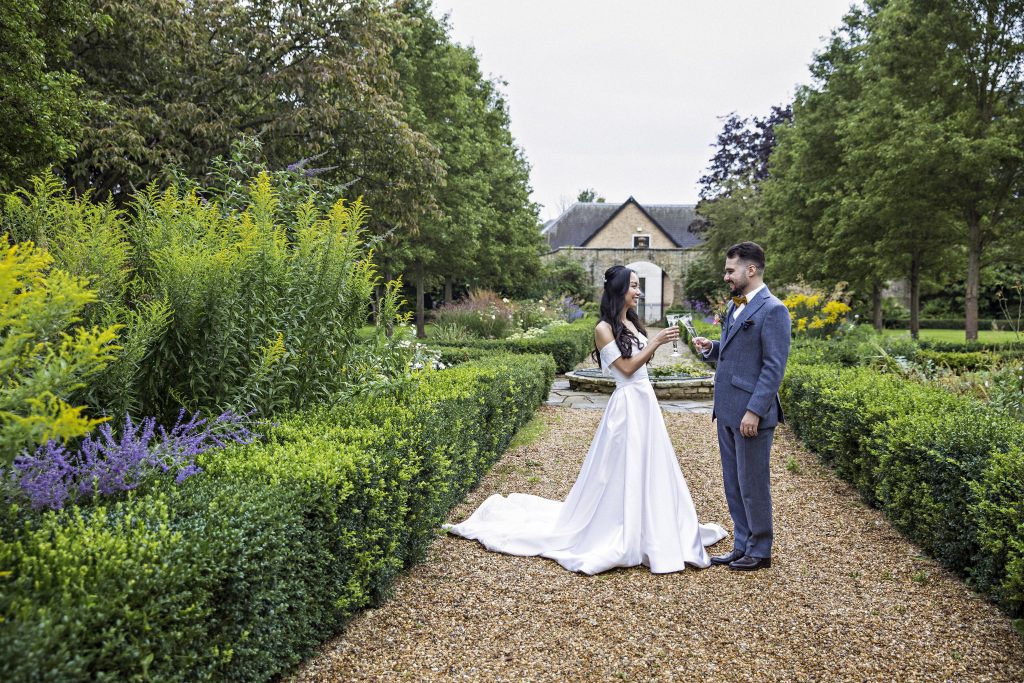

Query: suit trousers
left=717, top=421, right=774, bottom=559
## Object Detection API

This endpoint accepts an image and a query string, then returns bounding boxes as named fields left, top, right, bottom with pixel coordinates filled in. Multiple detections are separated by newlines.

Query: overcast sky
left=431, top=0, right=856, bottom=220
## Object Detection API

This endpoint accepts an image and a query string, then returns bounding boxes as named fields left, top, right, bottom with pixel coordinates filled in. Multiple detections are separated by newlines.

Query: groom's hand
left=740, top=410, right=760, bottom=438
left=692, top=336, right=712, bottom=353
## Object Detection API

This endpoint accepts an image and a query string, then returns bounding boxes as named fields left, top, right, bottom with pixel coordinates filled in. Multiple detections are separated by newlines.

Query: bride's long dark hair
left=591, top=265, right=648, bottom=366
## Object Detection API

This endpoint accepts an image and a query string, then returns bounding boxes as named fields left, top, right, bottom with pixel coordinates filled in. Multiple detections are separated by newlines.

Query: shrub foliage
left=429, top=317, right=595, bottom=373
left=782, top=361, right=1024, bottom=616
left=2, top=173, right=408, bottom=424
left=0, top=353, right=555, bottom=681
left=0, top=237, right=120, bottom=466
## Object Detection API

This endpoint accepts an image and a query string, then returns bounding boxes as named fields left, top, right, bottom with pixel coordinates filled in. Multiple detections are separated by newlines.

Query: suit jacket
left=704, top=286, right=791, bottom=429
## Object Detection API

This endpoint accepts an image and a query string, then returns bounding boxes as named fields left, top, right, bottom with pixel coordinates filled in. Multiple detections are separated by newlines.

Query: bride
left=445, top=265, right=726, bottom=574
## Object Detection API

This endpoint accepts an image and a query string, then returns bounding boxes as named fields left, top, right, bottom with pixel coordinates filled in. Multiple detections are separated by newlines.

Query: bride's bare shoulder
left=594, top=320, right=614, bottom=345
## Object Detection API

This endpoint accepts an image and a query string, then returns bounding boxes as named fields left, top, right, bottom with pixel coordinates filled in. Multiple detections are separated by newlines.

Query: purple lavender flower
left=8, top=410, right=258, bottom=511
left=9, top=442, right=77, bottom=510
left=561, top=296, right=584, bottom=322
left=688, top=299, right=712, bottom=315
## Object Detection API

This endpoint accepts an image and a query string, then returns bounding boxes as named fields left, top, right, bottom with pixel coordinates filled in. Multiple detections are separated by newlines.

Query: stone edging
left=565, top=371, right=714, bottom=400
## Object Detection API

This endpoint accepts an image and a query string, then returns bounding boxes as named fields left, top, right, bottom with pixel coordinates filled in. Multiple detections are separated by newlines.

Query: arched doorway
left=626, top=260, right=672, bottom=324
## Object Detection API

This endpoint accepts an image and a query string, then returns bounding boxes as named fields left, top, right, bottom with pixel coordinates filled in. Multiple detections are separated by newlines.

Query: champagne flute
left=667, top=314, right=681, bottom=356
left=680, top=315, right=698, bottom=355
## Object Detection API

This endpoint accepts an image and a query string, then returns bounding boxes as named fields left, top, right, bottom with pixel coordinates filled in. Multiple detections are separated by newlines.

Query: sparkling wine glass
left=679, top=314, right=697, bottom=355
left=667, top=315, right=684, bottom=358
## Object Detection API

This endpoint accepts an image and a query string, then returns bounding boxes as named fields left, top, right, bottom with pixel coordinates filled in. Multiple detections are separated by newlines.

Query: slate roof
left=542, top=197, right=705, bottom=251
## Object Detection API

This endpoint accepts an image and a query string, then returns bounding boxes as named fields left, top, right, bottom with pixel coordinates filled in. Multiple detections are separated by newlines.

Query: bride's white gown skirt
left=446, top=340, right=726, bottom=575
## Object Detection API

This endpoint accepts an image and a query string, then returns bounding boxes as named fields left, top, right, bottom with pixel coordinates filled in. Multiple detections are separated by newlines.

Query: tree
left=884, top=0, right=1024, bottom=340
left=698, top=107, right=792, bottom=205
left=763, top=7, right=900, bottom=329
left=576, top=188, right=605, bottom=203
left=0, top=0, right=98, bottom=190
left=762, top=1, right=1024, bottom=338
left=771, top=0, right=1024, bottom=340
left=691, top=106, right=792, bottom=306
left=62, top=0, right=442, bottom=228
left=389, top=1, right=541, bottom=335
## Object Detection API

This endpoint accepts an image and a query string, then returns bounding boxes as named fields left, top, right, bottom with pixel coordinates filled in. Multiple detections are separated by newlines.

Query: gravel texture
left=289, top=405, right=1024, bottom=682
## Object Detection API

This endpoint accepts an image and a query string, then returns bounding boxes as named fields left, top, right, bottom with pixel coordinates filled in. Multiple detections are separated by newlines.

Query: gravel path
left=290, top=404, right=1023, bottom=682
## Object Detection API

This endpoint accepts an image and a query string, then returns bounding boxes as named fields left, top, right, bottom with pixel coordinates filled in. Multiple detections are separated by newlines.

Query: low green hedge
left=917, top=349, right=998, bottom=371
left=1, top=353, right=555, bottom=682
left=430, top=318, right=595, bottom=373
left=434, top=345, right=503, bottom=366
left=789, top=330, right=1021, bottom=371
left=884, top=318, right=1017, bottom=330
left=919, top=338, right=1024, bottom=355
left=782, top=363, right=1024, bottom=616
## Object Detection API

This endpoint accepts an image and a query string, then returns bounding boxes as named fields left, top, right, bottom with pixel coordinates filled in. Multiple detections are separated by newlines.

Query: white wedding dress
left=445, top=334, right=727, bottom=574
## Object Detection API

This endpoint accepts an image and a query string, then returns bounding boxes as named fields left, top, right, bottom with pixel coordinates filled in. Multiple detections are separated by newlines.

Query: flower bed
left=781, top=362, right=1024, bottom=618
left=0, top=353, right=555, bottom=682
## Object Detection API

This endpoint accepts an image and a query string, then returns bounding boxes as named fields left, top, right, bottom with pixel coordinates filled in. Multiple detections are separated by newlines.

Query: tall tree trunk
left=965, top=212, right=982, bottom=342
left=444, top=277, right=453, bottom=305
left=415, top=264, right=426, bottom=339
left=909, top=253, right=921, bottom=340
left=872, top=282, right=883, bottom=331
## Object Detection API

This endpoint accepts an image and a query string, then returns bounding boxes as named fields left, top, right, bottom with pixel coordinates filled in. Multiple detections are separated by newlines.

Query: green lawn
left=882, top=328, right=1022, bottom=344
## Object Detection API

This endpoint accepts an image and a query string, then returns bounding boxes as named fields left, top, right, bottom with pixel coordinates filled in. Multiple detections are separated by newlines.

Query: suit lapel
left=721, top=287, right=770, bottom=352
left=720, top=302, right=734, bottom=345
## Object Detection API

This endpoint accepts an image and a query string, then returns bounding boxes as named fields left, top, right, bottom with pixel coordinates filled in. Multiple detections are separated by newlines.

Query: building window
left=633, top=235, right=650, bottom=249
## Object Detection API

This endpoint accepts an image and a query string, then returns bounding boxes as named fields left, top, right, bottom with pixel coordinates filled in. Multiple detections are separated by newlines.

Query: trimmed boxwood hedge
left=883, top=318, right=1017, bottom=330
left=919, top=338, right=1024, bottom=355
left=430, top=317, right=595, bottom=373
left=781, top=362, right=1024, bottom=617
left=0, top=353, right=555, bottom=682
left=917, top=349, right=999, bottom=371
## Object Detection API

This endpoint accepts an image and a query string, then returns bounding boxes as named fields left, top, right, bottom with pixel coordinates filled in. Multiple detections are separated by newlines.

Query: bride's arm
left=595, top=323, right=678, bottom=378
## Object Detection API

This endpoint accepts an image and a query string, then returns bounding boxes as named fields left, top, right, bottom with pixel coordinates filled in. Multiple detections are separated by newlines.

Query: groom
left=693, top=242, right=791, bottom=572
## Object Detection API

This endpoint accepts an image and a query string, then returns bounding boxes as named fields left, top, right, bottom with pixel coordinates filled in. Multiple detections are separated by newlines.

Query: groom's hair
left=726, top=241, right=765, bottom=273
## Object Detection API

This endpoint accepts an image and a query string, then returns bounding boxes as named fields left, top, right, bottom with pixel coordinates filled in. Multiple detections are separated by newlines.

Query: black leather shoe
left=728, top=555, right=772, bottom=571
left=710, top=549, right=745, bottom=565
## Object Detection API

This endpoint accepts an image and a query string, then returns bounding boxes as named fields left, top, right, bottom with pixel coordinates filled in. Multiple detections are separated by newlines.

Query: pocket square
left=741, top=319, right=755, bottom=330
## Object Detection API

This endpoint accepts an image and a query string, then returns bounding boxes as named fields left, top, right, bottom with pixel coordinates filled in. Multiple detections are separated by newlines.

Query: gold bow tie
left=731, top=295, right=748, bottom=306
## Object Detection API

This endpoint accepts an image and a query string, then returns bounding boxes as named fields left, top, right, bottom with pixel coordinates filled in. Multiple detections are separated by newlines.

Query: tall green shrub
left=130, top=174, right=404, bottom=419
left=2, top=173, right=172, bottom=417
left=0, top=237, right=120, bottom=466
left=3, top=171, right=410, bottom=422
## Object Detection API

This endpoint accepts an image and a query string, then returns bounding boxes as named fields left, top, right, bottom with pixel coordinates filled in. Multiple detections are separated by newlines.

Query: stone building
left=541, top=197, right=705, bottom=323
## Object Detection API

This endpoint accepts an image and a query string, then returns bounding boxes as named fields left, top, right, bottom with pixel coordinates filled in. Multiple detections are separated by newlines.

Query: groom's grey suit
left=703, top=286, right=791, bottom=560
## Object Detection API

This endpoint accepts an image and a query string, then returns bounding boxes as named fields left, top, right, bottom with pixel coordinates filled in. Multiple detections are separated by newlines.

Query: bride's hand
left=655, top=326, right=680, bottom=346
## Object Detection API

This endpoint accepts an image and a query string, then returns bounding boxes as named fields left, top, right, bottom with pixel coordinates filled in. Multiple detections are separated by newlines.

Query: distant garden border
left=429, top=317, right=595, bottom=374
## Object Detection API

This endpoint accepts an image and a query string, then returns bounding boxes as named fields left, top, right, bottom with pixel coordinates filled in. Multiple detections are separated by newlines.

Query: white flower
left=490, top=314, right=496, bottom=319
left=502, top=298, right=509, bottom=303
